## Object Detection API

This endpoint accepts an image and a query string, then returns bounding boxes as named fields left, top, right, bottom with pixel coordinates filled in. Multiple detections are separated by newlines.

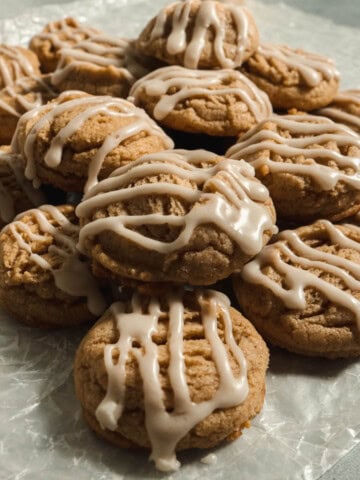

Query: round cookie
left=29, top=17, right=101, bottom=73
left=74, top=288, right=269, bottom=471
left=11, top=90, right=174, bottom=193
left=0, top=149, right=46, bottom=229
left=316, top=89, right=360, bottom=134
left=226, top=113, right=360, bottom=223
left=51, top=36, right=157, bottom=98
left=76, top=149, right=277, bottom=286
left=136, top=0, right=259, bottom=69
left=0, top=204, right=106, bottom=328
left=241, top=43, right=339, bottom=111
left=0, top=45, right=41, bottom=90
left=0, top=75, right=57, bottom=145
left=233, top=220, right=360, bottom=358
left=129, top=65, right=272, bottom=136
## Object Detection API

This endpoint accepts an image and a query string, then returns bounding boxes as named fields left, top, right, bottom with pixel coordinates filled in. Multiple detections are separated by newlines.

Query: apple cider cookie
left=29, top=17, right=101, bottom=73
left=233, top=220, right=360, bottom=358
left=226, top=114, right=360, bottom=224
left=241, top=43, right=339, bottom=110
left=136, top=0, right=259, bottom=69
left=11, top=91, right=174, bottom=193
left=129, top=65, right=272, bottom=136
left=76, top=149, right=277, bottom=286
left=316, top=89, right=360, bottom=134
left=0, top=75, right=57, bottom=145
left=74, top=288, right=269, bottom=471
left=51, top=36, right=158, bottom=98
left=0, top=45, right=41, bottom=90
left=0, top=204, right=107, bottom=328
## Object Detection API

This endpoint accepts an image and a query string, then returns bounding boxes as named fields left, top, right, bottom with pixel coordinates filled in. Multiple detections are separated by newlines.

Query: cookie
left=76, top=149, right=277, bottom=286
left=0, top=45, right=41, bottom=89
left=0, top=149, right=46, bottom=228
left=233, top=220, right=360, bottom=358
left=74, top=288, right=269, bottom=471
left=29, top=17, right=101, bottom=73
left=129, top=65, right=272, bottom=136
left=316, top=89, right=360, bottom=134
left=51, top=36, right=155, bottom=98
left=11, top=90, right=174, bottom=193
left=0, top=75, right=57, bottom=145
left=0, top=204, right=106, bottom=328
left=136, top=0, right=259, bottom=69
left=241, top=43, right=339, bottom=111
left=226, top=113, right=360, bottom=223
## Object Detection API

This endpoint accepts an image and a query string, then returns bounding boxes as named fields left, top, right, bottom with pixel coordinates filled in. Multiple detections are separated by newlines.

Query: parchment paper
left=0, top=1, right=359, bottom=479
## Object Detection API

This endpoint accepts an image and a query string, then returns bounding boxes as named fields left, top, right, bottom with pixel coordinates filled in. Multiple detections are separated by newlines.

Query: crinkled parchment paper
left=0, top=1, right=360, bottom=479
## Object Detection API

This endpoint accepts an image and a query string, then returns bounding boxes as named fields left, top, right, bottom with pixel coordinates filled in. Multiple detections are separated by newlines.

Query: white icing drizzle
left=0, top=75, right=56, bottom=117
left=0, top=151, right=46, bottom=224
left=254, top=44, right=339, bottom=87
left=11, top=91, right=173, bottom=192
left=241, top=220, right=360, bottom=329
left=76, top=149, right=277, bottom=257
left=317, top=90, right=360, bottom=132
left=95, top=289, right=248, bottom=472
left=34, top=17, right=100, bottom=51
left=0, top=46, right=36, bottom=88
left=129, top=65, right=272, bottom=122
left=226, top=114, right=360, bottom=190
left=51, top=35, right=136, bottom=87
left=4, top=205, right=106, bottom=316
left=146, top=0, right=251, bottom=68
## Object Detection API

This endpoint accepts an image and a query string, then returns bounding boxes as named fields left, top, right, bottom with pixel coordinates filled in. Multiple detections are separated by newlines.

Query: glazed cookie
left=0, top=204, right=106, bottom=328
left=29, top=17, right=101, bottom=73
left=0, top=75, right=57, bottom=145
left=11, top=90, right=173, bottom=193
left=129, top=66, right=272, bottom=136
left=136, top=0, right=259, bottom=69
left=76, top=149, right=277, bottom=286
left=0, top=149, right=46, bottom=228
left=233, top=220, right=360, bottom=358
left=317, top=89, right=360, bottom=134
left=51, top=36, right=156, bottom=98
left=0, top=45, right=41, bottom=90
left=226, top=114, right=360, bottom=223
left=241, top=44, right=339, bottom=111
left=74, top=288, right=269, bottom=471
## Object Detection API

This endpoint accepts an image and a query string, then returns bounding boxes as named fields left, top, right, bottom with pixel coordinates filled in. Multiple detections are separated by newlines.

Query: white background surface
left=0, top=1, right=360, bottom=479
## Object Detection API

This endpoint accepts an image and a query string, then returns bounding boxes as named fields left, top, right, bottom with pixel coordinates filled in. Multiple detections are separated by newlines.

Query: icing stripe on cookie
left=241, top=220, right=360, bottom=329
left=317, top=90, right=360, bottom=132
left=96, top=289, right=248, bottom=472
left=4, top=205, right=106, bottom=315
left=129, top=65, right=272, bottom=122
left=11, top=91, right=173, bottom=192
left=226, top=114, right=360, bottom=190
left=255, top=44, right=339, bottom=87
left=146, top=0, right=251, bottom=68
left=76, top=149, right=277, bottom=257
left=0, top=46, right=37, bottom=87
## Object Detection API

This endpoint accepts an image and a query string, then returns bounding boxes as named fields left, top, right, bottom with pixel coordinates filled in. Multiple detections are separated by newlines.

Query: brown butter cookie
left=74, top=288, right=269, bottom=471
left=76, top=149, right=277, bottom=286
left=233, top=220, right=360, bottom=358
left=136, top=0, right=259, bottom=69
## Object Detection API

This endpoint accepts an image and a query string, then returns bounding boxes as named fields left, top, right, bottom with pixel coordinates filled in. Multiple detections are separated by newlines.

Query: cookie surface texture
left=0, top=204, right=106, bottom=327
left=226, top=114, right=360, bottom=223
left=233, top=220, right=360, bottom=358
left=136, top=0, right=259, bottom=69
left=76, top=149, right=277, bottom=286
left=129, top=65, right=272, bottom=136
left=74, top=288, right=269, bottom=471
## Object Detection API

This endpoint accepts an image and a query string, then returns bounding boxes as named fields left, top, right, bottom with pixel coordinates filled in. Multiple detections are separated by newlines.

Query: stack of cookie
left=0, top=0, right=359, bottom=473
